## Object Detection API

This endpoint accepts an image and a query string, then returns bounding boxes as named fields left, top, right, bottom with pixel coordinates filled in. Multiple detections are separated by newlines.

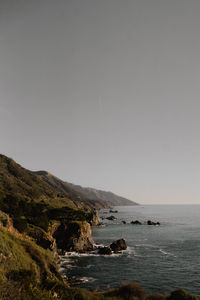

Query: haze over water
left=62, top=205, right=200, bottom=296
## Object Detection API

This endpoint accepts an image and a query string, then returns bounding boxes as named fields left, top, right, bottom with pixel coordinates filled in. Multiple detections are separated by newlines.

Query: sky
left=1, top=0, right=200, bottom=204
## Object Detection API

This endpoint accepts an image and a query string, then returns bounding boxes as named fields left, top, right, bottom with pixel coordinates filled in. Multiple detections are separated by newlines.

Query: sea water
left=60, top=205, right=200, bottom=296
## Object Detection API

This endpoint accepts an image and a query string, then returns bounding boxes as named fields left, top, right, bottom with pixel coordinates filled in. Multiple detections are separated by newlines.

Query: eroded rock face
left=110, top=238, right=127, bottom=253
left=26, top=225, right=56, bottom=251
left=53, top=221, right=94, bottom=253
left=89, top=210, right=100, bottom=226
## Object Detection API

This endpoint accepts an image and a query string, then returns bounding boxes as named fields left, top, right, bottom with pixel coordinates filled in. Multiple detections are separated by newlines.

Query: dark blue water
left=60, top=205, right=200, bottom=296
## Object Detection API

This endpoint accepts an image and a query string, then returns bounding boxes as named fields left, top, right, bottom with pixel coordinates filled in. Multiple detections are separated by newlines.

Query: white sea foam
left=64, top=247, right=126, bottom=258
left=159, top=249, right=177, bottom=257
left=74, top=276, right=97, bottom=283
left=126, top=246, right=143, bottom=257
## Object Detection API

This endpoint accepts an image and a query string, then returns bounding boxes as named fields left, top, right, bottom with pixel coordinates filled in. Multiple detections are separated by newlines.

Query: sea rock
left=53, top=221, right=94, bottom=253
left=109, top=210, right=118, bottom=213
left=122, top=220, right=126, bottom=224
left=131, top=220, right=142, bottom=225
left=98, top=246, right=112, bottom=255
left=147, top=220, right=160, bottom=226
left=110, top=238, right=127, bottom=253
left=106, top=215, right=117, bottom=221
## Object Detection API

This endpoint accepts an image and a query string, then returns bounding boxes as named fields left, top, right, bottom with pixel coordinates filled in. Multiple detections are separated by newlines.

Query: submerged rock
left=110, top=238, right=127, bottom=253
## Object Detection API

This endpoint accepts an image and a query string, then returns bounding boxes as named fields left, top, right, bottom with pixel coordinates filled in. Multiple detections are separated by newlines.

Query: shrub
left=103, top=282, right=147, bottom=300
left=167, top=289, right=198, bottom=300
left=146, top=293, right=166, bottom=300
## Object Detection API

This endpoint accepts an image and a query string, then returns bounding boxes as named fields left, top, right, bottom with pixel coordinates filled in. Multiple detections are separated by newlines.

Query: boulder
left=122, top=221, right=126, bottom=224
left=106, top=215, right=117, bottom=221
left=131, top=220, right=142, bottom=225
left=98, top=246, right=112, bottom=255
left=110, top=238, right=127, bottom=253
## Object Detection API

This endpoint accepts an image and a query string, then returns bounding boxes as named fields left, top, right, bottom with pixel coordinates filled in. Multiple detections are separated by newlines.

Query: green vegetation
left=166, top=289, right=198, bottom=300
left=0, top=225, right=198, bottom=299
left=0, top=154, right=199, bottom=299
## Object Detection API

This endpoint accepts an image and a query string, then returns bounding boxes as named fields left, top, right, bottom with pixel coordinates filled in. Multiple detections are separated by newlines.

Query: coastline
left=59, top=205, right=200, bottom=297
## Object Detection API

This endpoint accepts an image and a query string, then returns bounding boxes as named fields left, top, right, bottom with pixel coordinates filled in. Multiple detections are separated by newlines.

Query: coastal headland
left=0, top=154, right=198, bottom=299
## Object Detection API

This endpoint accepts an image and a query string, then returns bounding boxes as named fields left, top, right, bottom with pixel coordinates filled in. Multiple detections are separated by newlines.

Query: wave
left=133, top=244, right=177, bottom=257
left=75, top=276, right=97, bottom=283
left=64, top=251, right=125, bottom=258
left=159, top=248, right=177, bottom=257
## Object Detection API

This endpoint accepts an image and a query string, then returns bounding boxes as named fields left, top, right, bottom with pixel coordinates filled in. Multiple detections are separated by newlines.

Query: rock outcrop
left=88, top=210, right=100, bottom=226
left=53, top=221, right=94, bottom=253
left=26, top=224, right=56, bottom=251
left=110, top=238, right=127, bottom=253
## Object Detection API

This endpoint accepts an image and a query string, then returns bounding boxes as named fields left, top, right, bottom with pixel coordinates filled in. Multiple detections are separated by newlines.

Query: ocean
left=60, top=205, right=200, bottom=296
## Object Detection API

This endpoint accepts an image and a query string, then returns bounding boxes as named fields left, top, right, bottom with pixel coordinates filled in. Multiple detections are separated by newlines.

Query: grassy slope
left=0, top=229, right=197, bottom=300
left=0, top=155, right=198, bottom=299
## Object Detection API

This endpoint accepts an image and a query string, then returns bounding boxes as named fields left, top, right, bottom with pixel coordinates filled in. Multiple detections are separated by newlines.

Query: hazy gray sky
left=1, top=0, right=200, bottom=204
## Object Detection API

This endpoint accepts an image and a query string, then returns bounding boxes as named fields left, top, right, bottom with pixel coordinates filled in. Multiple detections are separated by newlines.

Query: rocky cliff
left=53, top=220, right=94, bottom=253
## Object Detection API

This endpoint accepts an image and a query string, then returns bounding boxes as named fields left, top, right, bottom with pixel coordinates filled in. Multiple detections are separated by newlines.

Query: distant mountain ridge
left=67, top=183, right=138, bottom=206
left=0, top=154, right=138, bottom=210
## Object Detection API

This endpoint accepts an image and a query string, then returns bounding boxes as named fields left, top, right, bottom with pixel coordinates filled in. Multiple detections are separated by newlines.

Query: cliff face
left=0, top=154, right=136, bottom=254
left=88, top=209, right=100, bottom=226
left=53, top=220, right=94, bottom=253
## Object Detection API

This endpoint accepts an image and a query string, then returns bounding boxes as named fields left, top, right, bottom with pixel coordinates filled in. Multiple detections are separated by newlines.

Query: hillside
left=0, top=154, right=198, bottom=300
left=0, top=154, right=137, bottom=211
left=68, top=183, right=138, bottom=206
left=35, top=171, right=137, bottom=207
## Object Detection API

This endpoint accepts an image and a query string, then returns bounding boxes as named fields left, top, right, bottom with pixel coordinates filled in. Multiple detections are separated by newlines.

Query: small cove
left=60, top=205, right=200, bottom=296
